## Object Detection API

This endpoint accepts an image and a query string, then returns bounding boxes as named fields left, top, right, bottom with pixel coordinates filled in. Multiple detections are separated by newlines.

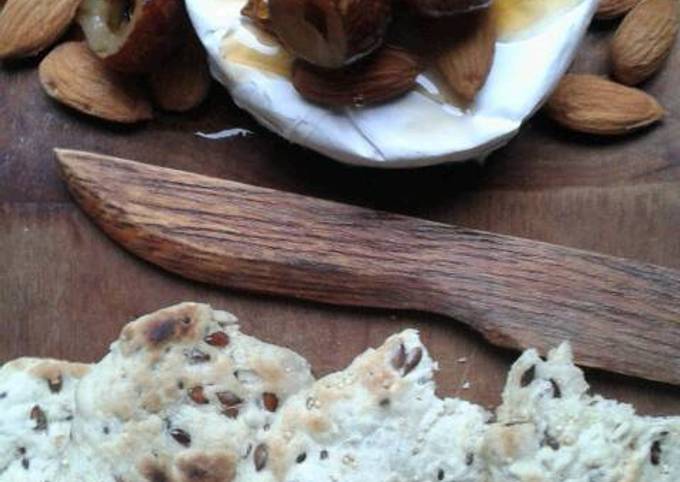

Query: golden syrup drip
left=494, top=0, right=581, bottom=39
left=410, top=0, right=584, bottom=108
left=221, top=37, right=293, bottom=78
left=221, top=0, right=581, bottom=103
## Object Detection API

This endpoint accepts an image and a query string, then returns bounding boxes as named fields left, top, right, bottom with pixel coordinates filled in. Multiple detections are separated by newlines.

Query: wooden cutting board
left=1, top=31, right=679, bottom=415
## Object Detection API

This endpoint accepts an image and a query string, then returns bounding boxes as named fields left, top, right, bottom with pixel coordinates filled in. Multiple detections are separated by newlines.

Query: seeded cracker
left=0, top=303, right=678, bottom=481
left=256, top=329, right=491, bottom=482
left=483, top=343, right=680, bottom=481
left=0, top=358, right=90, bottom=481
left=70, top=302, right=315, bottom=482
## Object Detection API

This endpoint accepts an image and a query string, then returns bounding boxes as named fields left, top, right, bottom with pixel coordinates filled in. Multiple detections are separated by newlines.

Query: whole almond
left=430, top=8, right=496, bottom=106
left=292, top=45, right=422, bottom=107
left=545, top=74, right=664, bottom=135
left=149, top=35, right=211, bottom=112
left=39, top=42, right=153, bottom=123
left=0, top=0, right=81, bottom=59
left=611, top=0, right=679, bottom=85
left=595, top=0, right=641, bottom=20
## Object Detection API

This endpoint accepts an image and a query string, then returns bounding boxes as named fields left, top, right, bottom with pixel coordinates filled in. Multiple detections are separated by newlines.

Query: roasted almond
left=0, top=0, right=81, bottom=59
left=611, top=0, right=679, bottom=85
left=429, top=7, right=496, bottom=106
left=148, top=35, right=211, bottom=112
left=269, top=0, right=391, bottom=69
left=78, top=0, right=185, bottom=74
left=405, top=0, right=490, bottom=17
left=39, top=42, right=153, bottom=123
left=595, top=0, right=640, bottom=19
left=241, top=0, right=274, bottom=35
left=292, top=45, right=422, bottom=107
left=545, top=74, right=664, bottom=135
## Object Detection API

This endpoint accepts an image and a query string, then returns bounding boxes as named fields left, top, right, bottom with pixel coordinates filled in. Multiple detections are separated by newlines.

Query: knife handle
left=57, top=149, right=680, bottom=385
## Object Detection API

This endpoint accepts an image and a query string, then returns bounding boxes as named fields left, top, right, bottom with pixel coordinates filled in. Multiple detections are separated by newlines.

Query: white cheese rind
left=187, top=0, right=597, bottom=167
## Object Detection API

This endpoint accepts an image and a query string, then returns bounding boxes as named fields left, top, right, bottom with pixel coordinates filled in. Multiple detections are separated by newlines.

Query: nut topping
left=404, top=0, right=490, bottom=16
left=292, top=45, right=422, bottom=107
left=77, top=0, right=185, bottom=73
left=269, top=0, right=391, bottom=68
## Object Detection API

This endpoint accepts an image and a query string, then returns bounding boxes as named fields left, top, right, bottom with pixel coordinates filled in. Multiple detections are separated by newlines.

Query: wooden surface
left=58, top=150, right=680, bottom=384
left=1, top=27, right=679, bottom=415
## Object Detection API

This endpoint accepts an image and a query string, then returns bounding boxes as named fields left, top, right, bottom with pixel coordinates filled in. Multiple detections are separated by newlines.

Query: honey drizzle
left=494, top=0, right=581, bottom=39
left=222, top=0, right=584, bottom=90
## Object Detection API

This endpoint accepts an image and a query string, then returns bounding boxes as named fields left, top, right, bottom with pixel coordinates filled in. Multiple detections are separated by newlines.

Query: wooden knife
left=56, top=149, right=680, bottom=385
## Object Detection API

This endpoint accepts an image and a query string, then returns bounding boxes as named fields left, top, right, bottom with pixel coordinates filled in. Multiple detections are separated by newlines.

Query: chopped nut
left=269, top=0, right=390, bottom=69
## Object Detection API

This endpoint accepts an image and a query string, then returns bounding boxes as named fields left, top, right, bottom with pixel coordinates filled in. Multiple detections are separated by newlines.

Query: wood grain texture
left=2, top=23, right=679, bottom=415
left=57, top=150, right=680, bottom=385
